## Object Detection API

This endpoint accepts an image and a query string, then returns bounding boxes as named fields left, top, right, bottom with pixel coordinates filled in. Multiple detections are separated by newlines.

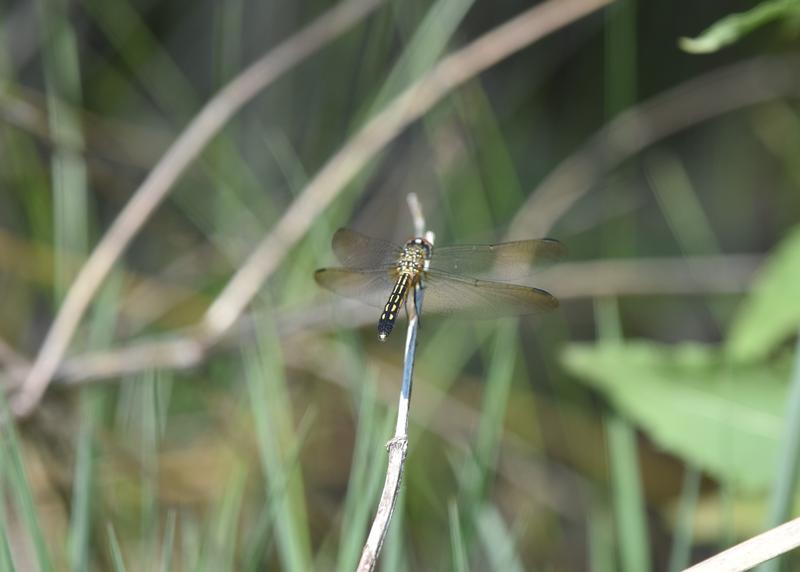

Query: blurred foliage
left=680, top=0, right=800, bottom=54
left=1, top=0, right=800, bottom=570
left=563, top=341, right=790, bottom=492
left=727, top=225, right=800, bottom=362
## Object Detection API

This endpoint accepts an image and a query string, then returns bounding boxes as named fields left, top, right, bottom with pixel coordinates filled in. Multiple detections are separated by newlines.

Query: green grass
left=760, top=335, right=800, bottom=572
left=1, top=0, right=800, bottom=570
left=668, top=466, right=702, bottom=572
left=107, top=523, right=128, bottom=572
left=448, top=500, right=468, bottom=572
left=0, top=395, right=54, bottom=572
left=244, top=321, right=313, bottom=572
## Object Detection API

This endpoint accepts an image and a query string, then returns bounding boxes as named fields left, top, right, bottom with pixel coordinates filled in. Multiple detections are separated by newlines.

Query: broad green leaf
left=727, top=225, right=800, bottom=362
left=562, top=341, right=789, bottom=492
left=680, top=0, right=800, bottom=54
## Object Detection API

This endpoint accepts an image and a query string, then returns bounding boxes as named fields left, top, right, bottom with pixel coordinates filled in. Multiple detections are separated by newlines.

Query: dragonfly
left=314, top=228, right=565, bottom=341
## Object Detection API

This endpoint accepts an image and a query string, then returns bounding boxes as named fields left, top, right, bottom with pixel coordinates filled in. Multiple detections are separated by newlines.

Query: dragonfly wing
left=430, top=239, right=565, bottom=281
left=331, top=228, right=403, bottom=269
left=314, top=267, right=397, bottom=309
left=421, top=269, right=558, bottom=317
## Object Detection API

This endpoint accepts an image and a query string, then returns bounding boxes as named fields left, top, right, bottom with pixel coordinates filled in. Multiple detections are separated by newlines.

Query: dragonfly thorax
left=399, top=237, right=432, bottom=275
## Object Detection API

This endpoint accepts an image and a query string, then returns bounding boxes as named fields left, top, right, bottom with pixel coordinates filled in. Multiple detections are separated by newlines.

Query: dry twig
left=357, top=193, right=432, bottom=571
left=683, top=517, right=800, bottom=572
left=0, top=253, right=763, bottom=392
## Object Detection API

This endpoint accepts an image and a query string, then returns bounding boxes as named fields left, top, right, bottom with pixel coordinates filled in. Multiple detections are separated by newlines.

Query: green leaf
left=727, top=225, right=800, bottom=362
left=679, top=0, right=800, bottom=54
left=561, top=341, right=789, bottom=492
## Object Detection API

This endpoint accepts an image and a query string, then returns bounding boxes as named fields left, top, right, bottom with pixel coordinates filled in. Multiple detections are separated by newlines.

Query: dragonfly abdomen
left=378, top=273, right=413, bottom=341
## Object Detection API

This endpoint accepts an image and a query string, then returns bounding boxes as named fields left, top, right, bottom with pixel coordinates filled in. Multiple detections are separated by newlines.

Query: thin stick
left=11, top=0, right=386, bottom=416
left=356, top=195, right=432, bottom=571
left=407, top=193, right=426, bottom=238
left=0, top=253, right=763, bottom=392
left=683, top=517, right=800, bottom=572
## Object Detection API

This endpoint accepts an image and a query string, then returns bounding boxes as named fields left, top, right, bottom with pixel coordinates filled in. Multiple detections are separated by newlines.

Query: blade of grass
left=0, top=395, right=54, bottom=572
left=667, top=466, right=702, bottom=572
left=69, top=271, right=122, bottom=572
left=369, top=0, right=475, bottom=114
left=474, top=322, right=518, bottom=475
left=262, top=131, right=336, bottom=307
left=605, top=414, right=650, bottom=572
left=447, top=321, right=521, bottom=557
left=449, top=500, right=468, bottom=572
left=451, top=83, right=527, bottom=223
left=67, top=391, right=98, bottom=572
left=0, top=444, right=15, bottom=572
left=759, top=334, right=800, bottom=572
left=645, top=149, right=722, bottom=570
left=180, top=513, right=201, bottom=572
left=646, top=146, right=735, bottom=568
left=644, top=149, right=732, bottom=330
left=107, top=523, right=128, bottom=572
left=241, top=503, right=275, bottom=572
left=110, top=368, right=162, bottom=570
left=338, top=377, right=392, bottom=572
left=34, top=0, right=89, bottom=301
left=457, top=321, right=518, bottom=539
left=212, top=0, right=244, bottom=86
left=588, top=492, right=617, bottom=572
left=242, top=406, right=315, bottom=571
left=435, top=130, right=496, bottom=241
left=139, top=372, right=160, bottom=570
left=596, top=297, right=651, bottom=572
left=602, top=2, right=651, bottom=570
left=199, top=462, right=247, bottom=572
left=0, top=531, right=12, bottom=572
left=605, top=0, right=636, bottom=117
left=645, top=151, right=721, bottom=256
left=476, top=504, right=525, bottom=572
left=244, top=318, right=313, bottom=572
left=0, top=7, right=53, bottom=246
left=160, top=509, right=177, bottom=572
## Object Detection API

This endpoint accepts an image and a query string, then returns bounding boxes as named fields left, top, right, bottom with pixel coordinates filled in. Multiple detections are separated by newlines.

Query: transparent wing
left=430, top=239, right=565, bottom=281
left=314, top=267, right=397, bottom=309
left=421, top=269, right=558, bottom=317
left=331, top=228, right=403, bottom=269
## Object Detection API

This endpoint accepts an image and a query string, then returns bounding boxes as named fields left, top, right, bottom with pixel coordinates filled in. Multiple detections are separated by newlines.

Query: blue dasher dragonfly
left=315, top=228, right=565, bottom=341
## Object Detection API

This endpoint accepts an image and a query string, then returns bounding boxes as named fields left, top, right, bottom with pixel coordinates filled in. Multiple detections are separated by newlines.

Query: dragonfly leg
left=411, top=280, right=423, bottom=329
